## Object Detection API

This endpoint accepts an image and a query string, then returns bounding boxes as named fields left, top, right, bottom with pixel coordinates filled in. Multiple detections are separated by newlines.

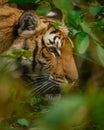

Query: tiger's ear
left=17, top=11, right=38, bottom=37
left=46, top=8, right=64, bottom=22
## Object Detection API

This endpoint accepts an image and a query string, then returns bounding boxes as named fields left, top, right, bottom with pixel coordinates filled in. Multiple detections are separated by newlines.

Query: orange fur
left=0, top=5, right=22, bottom=52
left=0, top=6, right=78, bottom=83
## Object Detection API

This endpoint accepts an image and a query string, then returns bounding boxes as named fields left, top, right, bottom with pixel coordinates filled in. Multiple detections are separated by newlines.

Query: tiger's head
left=13, top=8, right=78, bottom=95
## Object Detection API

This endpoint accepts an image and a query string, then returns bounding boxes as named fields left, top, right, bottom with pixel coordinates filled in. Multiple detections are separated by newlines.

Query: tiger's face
left=12, top=8, right=78, bottom=95
left=42, top=26, right=78, bottom=82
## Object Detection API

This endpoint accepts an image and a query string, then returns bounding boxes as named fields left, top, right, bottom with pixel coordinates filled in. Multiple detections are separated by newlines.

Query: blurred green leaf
left=96, top=45, right=104, bottom=67
left=94, top=18, right=104, bottom=28
left=93, top=95, right=104, bottom=130
left=17, top=118, right=30, bottom=127
left=88, top=92, right=104, bottom=130
left=35, top=1, right=50, bottom=15
left=80, top=21, right=100, bottom=42
left=9, top=0, right=40, bottom=4
left=69, top=27, right=80, bottom=36
left=51, top=21, right=64, bottom=30
left=33, top=97, right=42, bottom=103
left=75, top=32, right=90, bottom=54
left=68, top=10, right=81, bottom=29
left=30, top=97, right=42, bottom=106
left=44, top=95, right=85, bottom=127
left=1, top=49, right=31, bottom=59
left=89, top=5, right=103, bottom=16
left=54, top=0, right=73, bottom=15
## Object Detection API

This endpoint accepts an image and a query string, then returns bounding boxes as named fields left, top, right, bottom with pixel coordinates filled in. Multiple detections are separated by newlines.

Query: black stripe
left=42, top=49, right=48, bottom=59
left=50, top=30, right=58, bottom=34
left=32, top=41, right=38, bottom=71
left=49, top=39, right=53, bottom=44
left=42, top=37, right=45, bottom=46
left=13, top=23, right=19, bottom=37
left=53, top=36, right=57, bottom=41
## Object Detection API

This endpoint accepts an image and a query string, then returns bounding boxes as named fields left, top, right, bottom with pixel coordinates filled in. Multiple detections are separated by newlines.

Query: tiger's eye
left=48, top=47, right=60, bottom=57
left=49, top=47, right=56, bottom=52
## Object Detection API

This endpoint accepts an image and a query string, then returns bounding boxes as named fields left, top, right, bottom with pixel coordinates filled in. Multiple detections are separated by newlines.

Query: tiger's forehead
left=43, top=26, right=64, bottom=47
left=44, top=31, right=62, bottom=48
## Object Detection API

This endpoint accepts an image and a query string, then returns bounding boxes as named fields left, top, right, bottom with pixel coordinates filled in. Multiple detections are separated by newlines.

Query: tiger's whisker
left=32, top=81, right=49, bottom=94
left=43, top=81, right=60, bottom=93
left=30, top=80, right=48, bottom=92
left=40, top=81, right=56, bottom=94
left=42, top=84, right=55, bottom=94
left=26, top=76, right=48, bottom=87
left=32, top=82, right=52, bottom=95
left=26, top=74, right=48, bottom=78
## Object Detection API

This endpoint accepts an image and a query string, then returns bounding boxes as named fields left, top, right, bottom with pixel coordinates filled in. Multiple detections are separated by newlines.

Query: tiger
left=0, top=6, right=78, bottom=95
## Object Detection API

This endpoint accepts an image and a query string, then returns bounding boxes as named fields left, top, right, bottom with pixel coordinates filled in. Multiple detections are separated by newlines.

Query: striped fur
left=8, top=9, right=78, bottom=95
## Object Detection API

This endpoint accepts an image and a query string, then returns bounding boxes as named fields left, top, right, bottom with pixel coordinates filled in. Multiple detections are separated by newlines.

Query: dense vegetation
left=0, top=0, right=104, bottom=130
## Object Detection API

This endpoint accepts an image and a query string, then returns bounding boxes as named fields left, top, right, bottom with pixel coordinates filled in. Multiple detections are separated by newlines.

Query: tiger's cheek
left=52, top=57, right=64, bottom=77
left=42, top=48, right=57, bottom=72
left=42, top=48, right=65, bottom=80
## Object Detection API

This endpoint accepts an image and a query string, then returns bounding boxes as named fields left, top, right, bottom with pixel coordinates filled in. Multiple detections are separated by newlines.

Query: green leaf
left=69, top=27, right=80, bottom=36
left=30, top=97, right=42, bottom=106
left=51, top=21, right=64, bottom=30
left=54, top=0, right=73, bottom=15
left=75, top=32, right=90, bottom=54
left=9, top=0, right=40, bottom=4
left=1, top=49, right=31, bottom=59
left=33, top=97, right=42, bottom=103
left=96, top=45, right=104, bottom=67
left=80, top=21, right=100, bottom=42
left=94, top=18, right=104, bottom=28
left=17, top=118, right=30, bottom=127
left=89, top=92, right=104, bottom=130
left=89, top=5, right=103, bottom=16
left=44, top=95, right=84, bottom=127
left=35, top=1, right=50, bottom=15
left=68, top=10, right=81, bottom=29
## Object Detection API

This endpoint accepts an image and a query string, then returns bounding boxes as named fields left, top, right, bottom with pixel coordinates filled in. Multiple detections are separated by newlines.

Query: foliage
left=43, top=91, right=104, bottom=130
left=75, top=32, right=90, bottom=54
left=96, top=44, right=104, bottom=67
left=17, top=118, right=30, bottom=127
left=9, top=0, right=41, bottom=4
left=1, top=49, right=31, bottom=59
left=0, top=0, right=104, bottom=130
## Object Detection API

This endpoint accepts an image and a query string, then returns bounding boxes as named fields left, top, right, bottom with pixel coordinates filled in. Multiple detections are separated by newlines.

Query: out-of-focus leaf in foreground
left=42, top=91, right=104, bottom=130
left=43, top=95, right=86, bottom=130
left=0, top=58, right=26, bottom=118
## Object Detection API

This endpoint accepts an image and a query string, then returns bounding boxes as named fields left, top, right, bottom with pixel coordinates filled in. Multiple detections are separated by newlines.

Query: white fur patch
left=55, top=37, right=61, bottom=48
left=46, top=11, right=56, bottom=17
left=18, top=30, right=35, bottom=37
left=45, top=33, right=55, bottom=43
